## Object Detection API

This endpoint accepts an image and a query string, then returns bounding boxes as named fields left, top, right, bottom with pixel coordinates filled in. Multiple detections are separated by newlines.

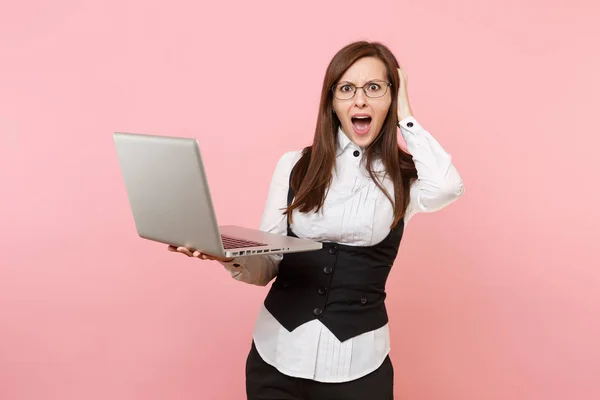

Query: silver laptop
left=113, top=132, right=322, bottom=258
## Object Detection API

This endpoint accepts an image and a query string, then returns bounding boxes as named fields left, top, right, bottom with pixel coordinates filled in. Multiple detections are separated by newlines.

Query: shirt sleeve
left=398, top=116, right=465, bottom=224
left=218, top=150, right=302, bottom=286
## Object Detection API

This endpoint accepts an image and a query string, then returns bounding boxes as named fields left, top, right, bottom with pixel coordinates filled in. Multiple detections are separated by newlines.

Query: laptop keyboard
left=221, top=235, right=267, bottom=249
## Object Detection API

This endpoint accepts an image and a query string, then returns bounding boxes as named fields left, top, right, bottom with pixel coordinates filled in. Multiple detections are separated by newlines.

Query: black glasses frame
left=331, top=80, right=392, bottom=100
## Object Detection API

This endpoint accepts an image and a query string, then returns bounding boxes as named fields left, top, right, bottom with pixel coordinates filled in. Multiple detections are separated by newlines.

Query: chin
left=351, top=134, right=376, bottom=147
left=348, top=125, right=381, bottom=147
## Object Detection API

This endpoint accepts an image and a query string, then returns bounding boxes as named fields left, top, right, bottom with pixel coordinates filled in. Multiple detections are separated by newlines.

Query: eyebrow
left=337, top=79, right=387, bottom=85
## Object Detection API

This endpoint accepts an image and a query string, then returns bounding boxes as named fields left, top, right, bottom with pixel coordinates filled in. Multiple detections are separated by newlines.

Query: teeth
left=354, top=116, right=370, bottom=119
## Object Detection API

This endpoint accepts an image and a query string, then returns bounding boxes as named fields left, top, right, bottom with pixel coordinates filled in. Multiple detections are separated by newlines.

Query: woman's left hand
left=397, top=67, right=413, bottom=121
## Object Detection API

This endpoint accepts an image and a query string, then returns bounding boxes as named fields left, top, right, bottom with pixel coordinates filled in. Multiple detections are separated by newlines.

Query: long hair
left=285, top=41, right=418, bottom=229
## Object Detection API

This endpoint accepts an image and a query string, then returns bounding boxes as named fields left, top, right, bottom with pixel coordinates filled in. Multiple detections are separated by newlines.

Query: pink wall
left=1, top=1, right=598, bottom=399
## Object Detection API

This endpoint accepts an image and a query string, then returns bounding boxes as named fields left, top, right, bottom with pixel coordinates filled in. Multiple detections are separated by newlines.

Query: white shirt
left=220, top=116, right=464, bottom=382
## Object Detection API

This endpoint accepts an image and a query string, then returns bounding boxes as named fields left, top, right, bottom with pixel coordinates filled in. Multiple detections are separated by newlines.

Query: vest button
left=323, top=266, right=333, bottom=275
left=360, top=296, right=368, bottom=305
left=313, top=308, right=323, bottom=316
left=318, top=287, right=327, bottom=295
left=283, top=281, right=289, bottom=288
left=328, top=246, right=337, bottom=255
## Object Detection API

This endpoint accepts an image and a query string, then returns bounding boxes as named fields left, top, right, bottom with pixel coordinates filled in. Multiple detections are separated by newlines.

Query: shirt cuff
left=219, top=257, right=244, bottom=268
left=218, top=258, right=245, bottom=278
left=397, top=116, right=423, bottom=135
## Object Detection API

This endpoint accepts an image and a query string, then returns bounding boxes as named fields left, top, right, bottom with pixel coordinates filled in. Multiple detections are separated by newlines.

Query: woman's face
left=332, top=57, right=392, bottom=148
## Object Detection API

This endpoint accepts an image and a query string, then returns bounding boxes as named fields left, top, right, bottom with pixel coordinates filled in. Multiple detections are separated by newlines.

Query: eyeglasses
left=331, top=80, right=391, bottom=100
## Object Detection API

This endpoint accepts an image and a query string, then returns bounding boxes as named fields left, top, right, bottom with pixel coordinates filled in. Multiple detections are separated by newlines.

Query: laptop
left=113, top=132, right=322, bottom=258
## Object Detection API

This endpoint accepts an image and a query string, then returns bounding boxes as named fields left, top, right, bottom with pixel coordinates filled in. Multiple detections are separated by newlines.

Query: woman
left=170, top=41, right=464, bottom=399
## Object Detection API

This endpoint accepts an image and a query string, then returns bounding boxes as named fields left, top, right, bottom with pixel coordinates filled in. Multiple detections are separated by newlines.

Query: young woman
left=170, top=41, right=464, bottom=399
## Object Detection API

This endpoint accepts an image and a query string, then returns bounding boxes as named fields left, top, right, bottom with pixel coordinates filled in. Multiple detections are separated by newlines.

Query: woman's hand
left=397, top=67, right=413, bottom=121
left=167, top=245, right=234, bottom=262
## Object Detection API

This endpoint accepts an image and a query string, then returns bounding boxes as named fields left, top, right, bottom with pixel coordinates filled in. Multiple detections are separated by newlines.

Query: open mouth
left=351, top=115, right=372, bottom=135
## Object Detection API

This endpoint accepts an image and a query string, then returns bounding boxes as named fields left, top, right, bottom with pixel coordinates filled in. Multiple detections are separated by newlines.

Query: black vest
left=263, top=175, right=405, bottom=342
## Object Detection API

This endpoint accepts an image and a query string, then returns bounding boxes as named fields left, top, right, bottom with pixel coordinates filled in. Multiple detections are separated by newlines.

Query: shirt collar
left=336, top=126, right=360, bottom=156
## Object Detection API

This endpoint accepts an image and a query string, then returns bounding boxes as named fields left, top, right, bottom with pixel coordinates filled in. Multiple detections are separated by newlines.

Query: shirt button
left=360, top=296, right=368, bottom=305
left=323, top=266, right=333, bottom=275
left=353, top=150, right=360, bottom=157
left=318, top=287, right=327, bottom=295
left=313, top=308, right=323, bottom=316
left=328, top=247, right=337, bottom=255
left=407, top=122, right=414, bottom=127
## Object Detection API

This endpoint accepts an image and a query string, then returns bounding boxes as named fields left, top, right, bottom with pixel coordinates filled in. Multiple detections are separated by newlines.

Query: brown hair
left=285, top=41, right=418, bottom=229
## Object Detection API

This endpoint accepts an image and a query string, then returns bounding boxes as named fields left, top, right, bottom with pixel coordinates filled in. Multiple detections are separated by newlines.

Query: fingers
left=177, top=247, right=194, bottom=257
left=167, top=245, right=233, bottom=262
left=192, top=251, right=209, bottom=260
left=167, top=245, right=194, bottom=257
left=192, top=251, right=234, bottom=263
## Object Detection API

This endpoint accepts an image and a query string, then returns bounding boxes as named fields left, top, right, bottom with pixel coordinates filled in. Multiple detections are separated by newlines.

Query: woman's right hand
left=167, top=245, right=234, bottom=263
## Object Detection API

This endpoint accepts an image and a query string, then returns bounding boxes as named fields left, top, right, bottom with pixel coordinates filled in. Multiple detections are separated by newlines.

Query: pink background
left=1, top=0, right=598, bottom=399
